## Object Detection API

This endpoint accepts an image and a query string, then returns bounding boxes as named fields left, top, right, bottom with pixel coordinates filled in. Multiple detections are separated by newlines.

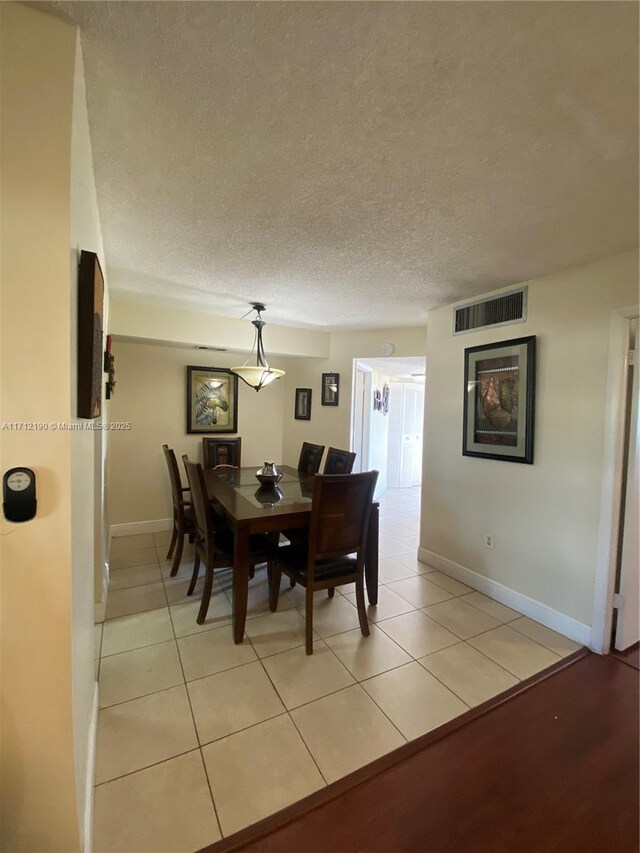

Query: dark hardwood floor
left=613, top=641, right=640, bottom=671
left=204, top=652, right=639, bottom=853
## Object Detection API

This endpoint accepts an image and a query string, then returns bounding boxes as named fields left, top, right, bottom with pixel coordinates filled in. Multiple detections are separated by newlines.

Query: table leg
left=232, top=523, right=250, bottom=644
left=365, top=502, right=379, bottom=606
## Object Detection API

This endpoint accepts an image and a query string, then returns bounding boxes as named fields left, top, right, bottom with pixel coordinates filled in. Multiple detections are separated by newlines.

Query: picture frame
left=294, top=387, right=312, bottom=420
left=187, top=366, right=238, bottom=434
left=463, top=335, right=536, bottom=464
left=77, top=250, right=105, bottom=419
left=321, top=372, right=340, bottom=406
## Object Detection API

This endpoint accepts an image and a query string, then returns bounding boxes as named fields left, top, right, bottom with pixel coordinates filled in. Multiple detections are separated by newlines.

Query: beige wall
left=0, top=5, right=81, bottom=850
left=108, top=327, right=427, bottom=525
left=421, top=250, right=639, bottom=628
left=70, top=31, right=109, bottom=845
left=281, top=328, right=427, bottom=468
left=108, top=341, right=290, bottom=524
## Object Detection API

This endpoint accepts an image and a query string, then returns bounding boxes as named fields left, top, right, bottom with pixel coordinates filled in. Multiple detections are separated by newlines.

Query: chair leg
left=249, top=564, right=255, bottom=580
left=354, top=575, right=370, bottom=637
left=269, top=564, right=282, bottom=612
left=166, top=523, right=178, bottom=559
left=305, top=587, right=314, bottom=655
left=197, top=563, right=214, bottom=624
left=187, top=553, right=201, bottom=596
left=169, top=523, right=185, bottom=576
left=289, top=578, right=296, bottom=588
left=328, top=587, right=335, bottom=598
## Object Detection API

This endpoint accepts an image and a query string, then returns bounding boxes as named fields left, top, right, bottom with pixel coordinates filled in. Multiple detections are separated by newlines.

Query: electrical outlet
left=484, top=533, right=494, bottom=550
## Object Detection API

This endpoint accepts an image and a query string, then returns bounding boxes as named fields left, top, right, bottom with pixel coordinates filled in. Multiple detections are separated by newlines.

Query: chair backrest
left=308, top=471, right=378, bottom=562
left=162, top=444, right=184, bottom=512
left=297, top=442, right=325, bottom=475
left=202, top=437, right=242, bottom=469
left=324, top=447, right=356, bottom=475
left=183, top=458, right=212, bottom=551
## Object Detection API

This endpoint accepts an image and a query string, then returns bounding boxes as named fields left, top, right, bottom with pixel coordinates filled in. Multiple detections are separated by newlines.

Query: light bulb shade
left=231, top=365, right=285, bottom=391
left=230, top=304, right=285, bottom=391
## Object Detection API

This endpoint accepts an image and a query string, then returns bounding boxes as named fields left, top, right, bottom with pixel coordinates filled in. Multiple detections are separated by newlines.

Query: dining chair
left=297, top=441, right=325, bottom=474
left=324, top=447, right=357, bottom=474
left=269, top=470, right=379, bottom=654
left=183, top=458, right=272, bottom=624
left=162, top=445, right=196, bottom=577
left=202, top=437, right=242, bottom=469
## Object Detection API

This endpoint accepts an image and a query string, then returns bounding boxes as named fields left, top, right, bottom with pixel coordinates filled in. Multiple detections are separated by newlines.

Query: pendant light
left=231, top=303, right=285, bottom=391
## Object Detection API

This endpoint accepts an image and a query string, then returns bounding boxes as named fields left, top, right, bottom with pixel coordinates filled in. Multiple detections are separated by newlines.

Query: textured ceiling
left=50, top=1, right=638, bottom=330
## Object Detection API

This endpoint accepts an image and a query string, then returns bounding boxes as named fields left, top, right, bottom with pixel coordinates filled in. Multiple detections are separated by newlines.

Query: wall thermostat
left=381, top=343, right=395, bottom=356
left=3, top=467, right=37, bottom=522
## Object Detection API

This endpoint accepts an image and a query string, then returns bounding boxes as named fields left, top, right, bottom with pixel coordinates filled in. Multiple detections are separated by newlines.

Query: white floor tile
left=325, top=624, right=412, bottom=681
left=377, top=610, right=459, bottom=658
left=262, top=641, right=355, bottom=709
left=177, top=625, right=257, bottom=682
left=420, top=642, right=518, bottom=707
left=202, top=715, right=324, bottom=836
left=99, top=640, right=184, bottom=707
left=94, top=750, right=220, bottom=852
left=468, top=624, right=561, bottom=679
left=102, top=608, right=173, bottom=657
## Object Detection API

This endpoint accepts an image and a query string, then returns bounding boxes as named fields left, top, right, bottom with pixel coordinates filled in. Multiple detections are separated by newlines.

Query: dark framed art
left=295, top=388, right=312, bottom=420
left=321, top=372, right=340, bottom=406
left=463, top=335, right=536, bottom=464
left=77, top=250, right=105, bottom=419
left=187, top=366, right=238, bottom=434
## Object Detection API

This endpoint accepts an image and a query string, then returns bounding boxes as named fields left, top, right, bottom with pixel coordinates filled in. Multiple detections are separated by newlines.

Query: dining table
left=204, top=464, right=379, bottom=643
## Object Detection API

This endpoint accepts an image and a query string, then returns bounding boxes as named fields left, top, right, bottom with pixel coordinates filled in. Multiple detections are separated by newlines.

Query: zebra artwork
left=195, top=379, right=229, bottom=426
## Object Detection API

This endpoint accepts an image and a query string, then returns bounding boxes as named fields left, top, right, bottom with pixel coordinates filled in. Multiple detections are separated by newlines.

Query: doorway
left=350, top=356, right=426, bottom=498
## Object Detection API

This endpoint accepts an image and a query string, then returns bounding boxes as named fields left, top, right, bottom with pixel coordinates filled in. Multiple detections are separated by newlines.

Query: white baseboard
left=110, top=518, right=172, bottom=537
left=83, top=681, right=99, bottom=853
left=418, top=547, right=592, bottom=648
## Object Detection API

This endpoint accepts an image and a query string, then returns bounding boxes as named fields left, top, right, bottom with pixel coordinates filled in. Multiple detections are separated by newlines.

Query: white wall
left=70, top=32, right=109, bottom=846
left=0, top=5, right=81, bottom=850
left=421, top=250, right=639, bottom=636
left=108, top=341, right=290, bottom=525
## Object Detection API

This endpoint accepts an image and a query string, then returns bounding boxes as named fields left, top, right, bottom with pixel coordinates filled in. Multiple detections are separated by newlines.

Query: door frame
left=592, top=305, right=639, bottom=653
left=350, top=362, right=373, bottom=472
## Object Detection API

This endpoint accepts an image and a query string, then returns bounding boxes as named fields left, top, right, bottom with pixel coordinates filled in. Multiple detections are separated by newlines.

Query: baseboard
left=418, top=547, right=592, bottom=648
left=83, top=681, right=99, bottom=853
left=110, top=518, right=172, bottom=537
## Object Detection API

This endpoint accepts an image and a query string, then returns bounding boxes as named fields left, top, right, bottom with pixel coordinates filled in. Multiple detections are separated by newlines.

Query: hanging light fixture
left=231, top=303, right=285, bottom=391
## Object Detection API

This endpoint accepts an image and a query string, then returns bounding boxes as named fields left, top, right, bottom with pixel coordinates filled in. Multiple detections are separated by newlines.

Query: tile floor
left=94, top=487, right=582, bottom=852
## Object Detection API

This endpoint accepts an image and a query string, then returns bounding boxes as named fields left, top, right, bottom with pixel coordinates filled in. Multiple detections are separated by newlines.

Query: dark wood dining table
left=204, top=464, right=379, bottom=643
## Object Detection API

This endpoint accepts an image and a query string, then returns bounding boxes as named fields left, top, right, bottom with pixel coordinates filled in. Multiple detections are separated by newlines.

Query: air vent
left=453, top=287, right=527, bottom=336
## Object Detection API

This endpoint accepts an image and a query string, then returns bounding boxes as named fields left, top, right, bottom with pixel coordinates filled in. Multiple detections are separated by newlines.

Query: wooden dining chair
left=324, top=447, right=356, bottom=474
left=162, top=445, right=196, bottom=577
left=269, top=470, right=379, bottom=654
left=183, top=458, right=272, bottom=624
left=297, top=441, right=325, bottom=474
left=202, top=437, right=242, bottom=469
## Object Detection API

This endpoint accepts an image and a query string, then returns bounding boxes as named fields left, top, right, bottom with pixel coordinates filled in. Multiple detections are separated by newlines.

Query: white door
left=351, top=367, right=371, bottom=474
left=399, top=383, right=424, bottom=488
left=615, top=326, right=639, bottom=651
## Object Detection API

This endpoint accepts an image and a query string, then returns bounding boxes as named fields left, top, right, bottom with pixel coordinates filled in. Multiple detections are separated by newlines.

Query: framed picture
left=463, top=336, right=536, bottom=463
left=187, top=366, right=238, bottom=434
left=321, top=372, right=340, bottom=406
left=77, top=250, right=105, bottom=419
left=295, top=388, right=312, bottom=420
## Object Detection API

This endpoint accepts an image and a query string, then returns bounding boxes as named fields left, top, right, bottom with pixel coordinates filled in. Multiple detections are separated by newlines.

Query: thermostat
left=3, top=467, right=37, bottom=522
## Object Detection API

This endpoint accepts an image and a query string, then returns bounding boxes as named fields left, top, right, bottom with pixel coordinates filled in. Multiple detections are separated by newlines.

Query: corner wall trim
left=83, top=681, right=99, bottom=853
left=418, top=547, right=592, bottom=648
left=110, top=518, right=172, bottom=537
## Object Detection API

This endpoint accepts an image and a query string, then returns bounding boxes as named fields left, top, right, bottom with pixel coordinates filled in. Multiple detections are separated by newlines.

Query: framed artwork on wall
left=321, top=372, right=340, bottom=406
left=462, top=335, right=536, bottom=464
left=187, top=366, right=238, bottom=434
left=77, top=250, right=105, bottom=419
left=295, top=388, right=312, bottom=420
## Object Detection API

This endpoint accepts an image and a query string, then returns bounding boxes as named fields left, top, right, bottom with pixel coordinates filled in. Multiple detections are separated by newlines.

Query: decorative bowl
left=256, top=471, right=283, bottom=486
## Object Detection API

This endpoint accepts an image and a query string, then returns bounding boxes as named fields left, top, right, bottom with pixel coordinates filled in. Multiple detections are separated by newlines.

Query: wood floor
left=204, top=651, right=639, bottom=853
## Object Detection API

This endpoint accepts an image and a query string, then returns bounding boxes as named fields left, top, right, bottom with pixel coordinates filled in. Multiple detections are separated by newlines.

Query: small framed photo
left=295, top=388, right=312, bottom=420
left=463, top=335, right=536, bottom=464
left=321, top=372, right=340, bottom=406
left=187, top=366, right=238, bottom=434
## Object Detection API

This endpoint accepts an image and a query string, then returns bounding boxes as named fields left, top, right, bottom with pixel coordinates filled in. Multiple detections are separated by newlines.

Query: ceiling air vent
left=453, top=287, right=527, bottom=336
